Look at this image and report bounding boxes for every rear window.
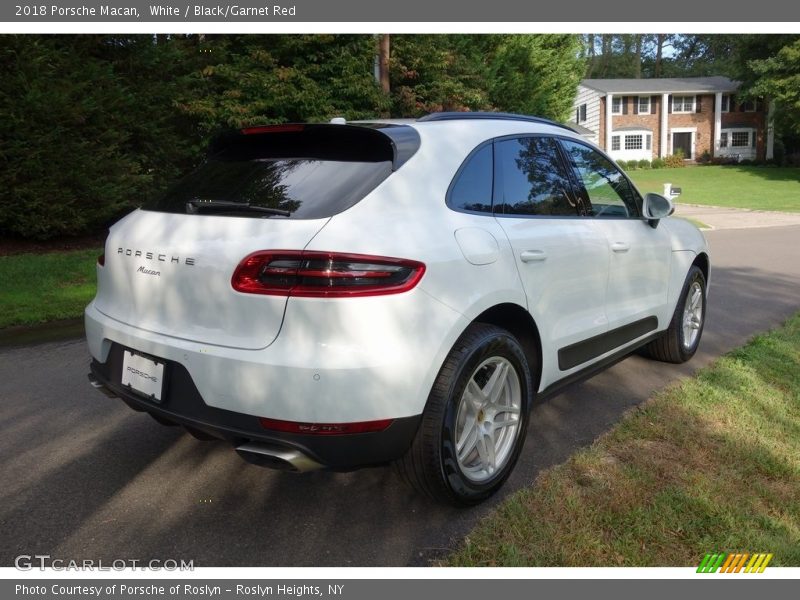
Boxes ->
[146,126,396,219]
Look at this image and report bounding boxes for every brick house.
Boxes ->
[571,76,774,162]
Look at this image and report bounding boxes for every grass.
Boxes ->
[446,312,800,567]
[627,165,800,213]
[0,249,99,328]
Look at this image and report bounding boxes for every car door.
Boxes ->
[558,138,672,338]
[491,135,610,389]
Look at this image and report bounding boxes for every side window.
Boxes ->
[448,144,493,214]
[559,139,641,218]
[494,137,578,217]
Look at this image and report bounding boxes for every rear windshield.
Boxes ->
[145,126,395,219]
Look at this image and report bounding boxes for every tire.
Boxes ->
[396,323,534,505]
[641,265,706,364]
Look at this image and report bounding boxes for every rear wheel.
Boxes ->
[641,265,706,363]
[396,323,534,505]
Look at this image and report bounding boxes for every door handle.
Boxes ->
[611,242,630,253]
[520,250,547,263]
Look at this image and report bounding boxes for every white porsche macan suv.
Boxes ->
[85,112,709,504]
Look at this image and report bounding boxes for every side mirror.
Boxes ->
[643,193,674,226]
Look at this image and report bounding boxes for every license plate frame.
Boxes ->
[121,350,165,403]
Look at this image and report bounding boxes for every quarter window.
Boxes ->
[494,137,577,217]
[720,132,728,148]
[560,139,640,219]
[448,144,493,214]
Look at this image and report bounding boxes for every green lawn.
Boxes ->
[0,249,99,328]
[627,165,800,212]
[446,312,800,567]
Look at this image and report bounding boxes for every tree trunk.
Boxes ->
[379,34,390,95]
[634,34,642,78]
[655,34,665,77]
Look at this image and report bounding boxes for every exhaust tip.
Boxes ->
[87,373,118,398]
[235,443,324,473]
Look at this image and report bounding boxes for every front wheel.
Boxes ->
[396,323,534,505]
[641,265,706,363]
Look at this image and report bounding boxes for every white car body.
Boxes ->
[86,113,709,503]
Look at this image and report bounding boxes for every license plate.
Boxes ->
[121,350,165,402]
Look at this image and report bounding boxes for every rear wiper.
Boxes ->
[185,198,291,217]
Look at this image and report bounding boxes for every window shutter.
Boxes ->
[651,96,658,114]
[668,95,673,114]
[633,97,639,115]
[622,96,628,115]
[696,96,701,113]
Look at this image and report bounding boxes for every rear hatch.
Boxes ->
[94,124,417,350]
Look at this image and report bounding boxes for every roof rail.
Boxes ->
[418,111,577,133]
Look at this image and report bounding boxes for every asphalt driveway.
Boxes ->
[1,225,798,567]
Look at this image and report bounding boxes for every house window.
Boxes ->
[611,97,623,115]
[611,135,620,151]
[624,135,643,150]
[731,131,750,147]
[646,134,652,151]
[672,95,695,113]
[577,103,587,123]
[720,132,728,148]
[741,100,756,112]
[638,96,650,113]
[721,95,730,112]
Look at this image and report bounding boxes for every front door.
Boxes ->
[672,132,692,159]
[559,138,672,344]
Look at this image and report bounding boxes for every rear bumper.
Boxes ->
[88,343,421,471]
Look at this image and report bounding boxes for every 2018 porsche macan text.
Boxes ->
[86,113,709,504]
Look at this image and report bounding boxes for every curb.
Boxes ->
[0,318,84,349]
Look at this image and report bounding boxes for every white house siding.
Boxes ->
[573,85,601,145]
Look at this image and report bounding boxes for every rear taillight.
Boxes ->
[231,251,425,298]
[97,253,105,266]
[259,417,393,435]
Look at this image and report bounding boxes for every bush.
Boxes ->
[637,159,651,169]
[697,150,712,164]
[616,159,628,170]
[651,157,665,169]
[664,150,686,168]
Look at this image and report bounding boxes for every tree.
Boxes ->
[488,35,585,121]
[749,38,800,136]
[178,35,388,133]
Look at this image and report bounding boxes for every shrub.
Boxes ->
[637,159,651,169]
[664,150,685,168]
[616,159,628,170]
[651,157,665,169]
